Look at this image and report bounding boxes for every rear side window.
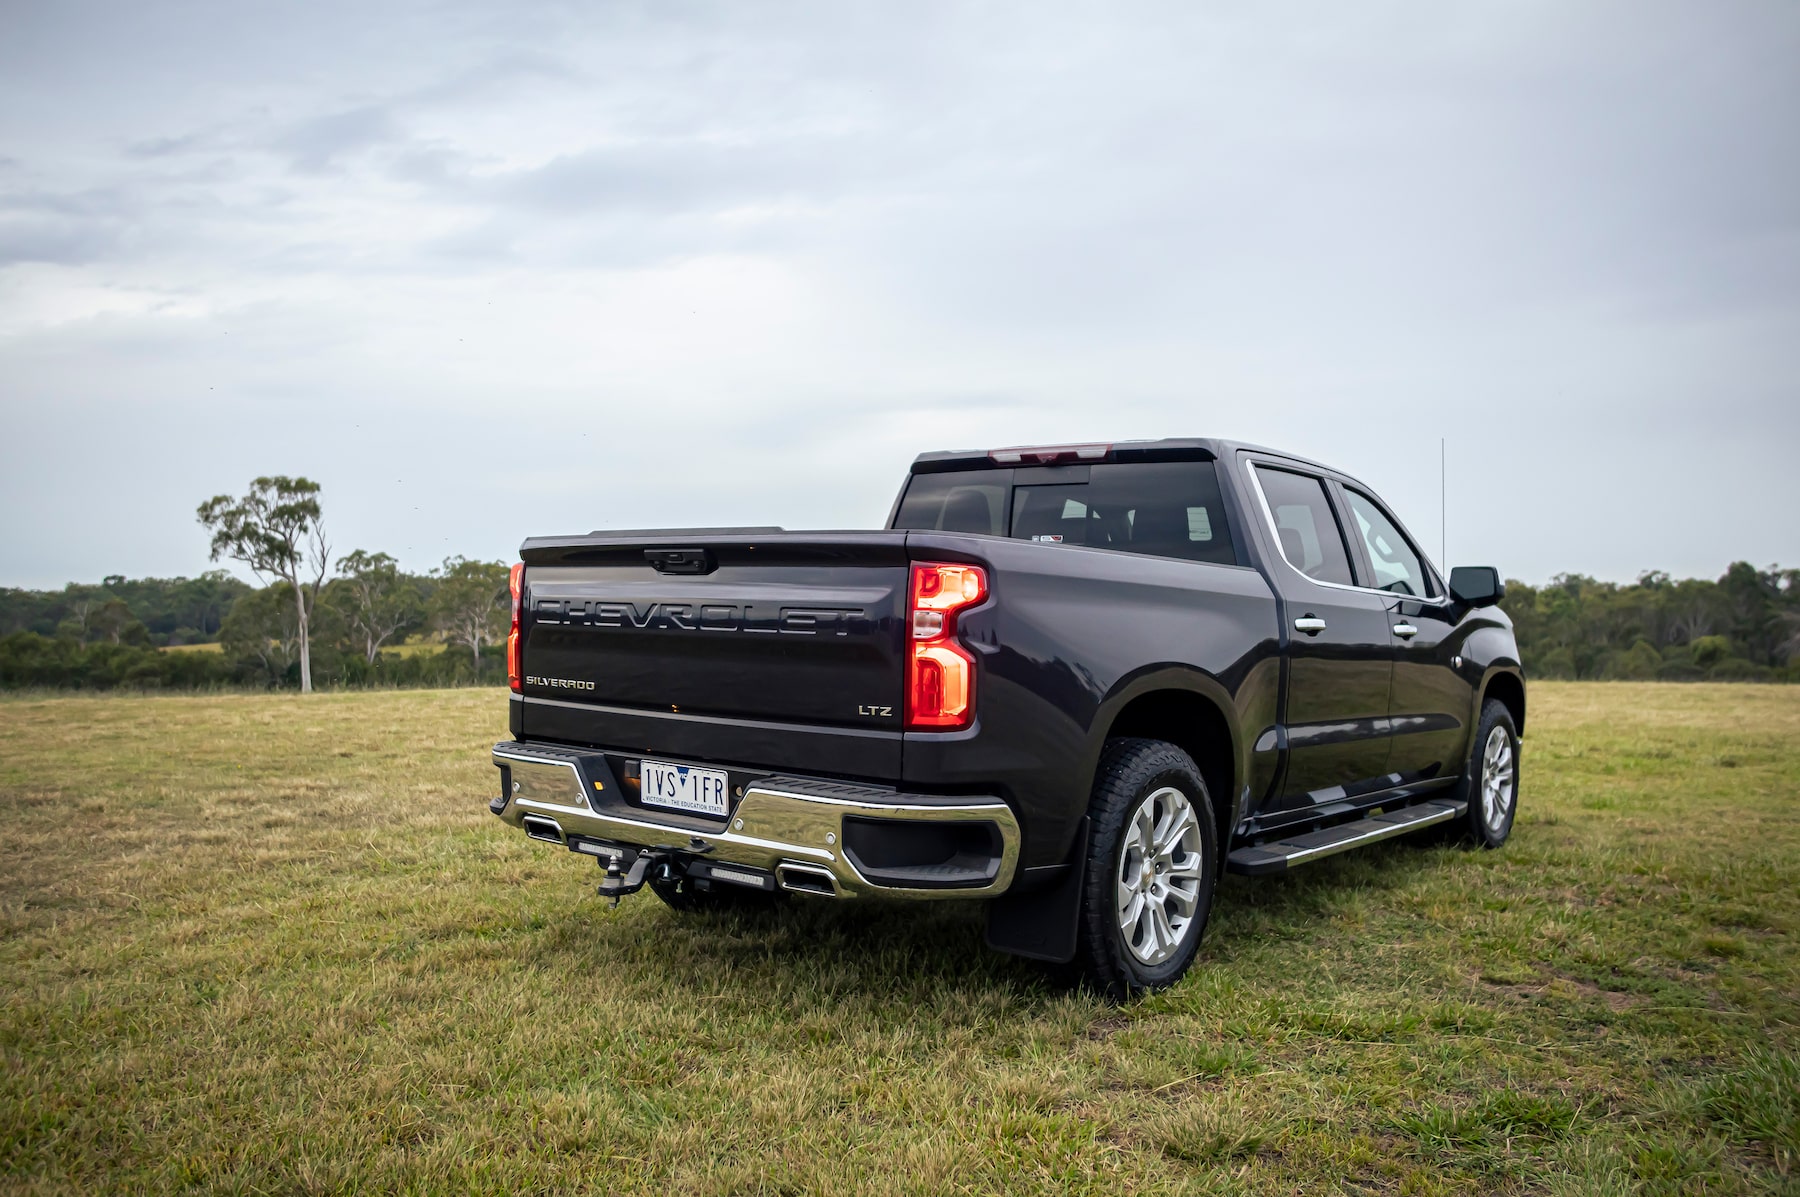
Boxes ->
[1253,466,1356,586]
[894,461,1239,566]
[891,472,1010,534]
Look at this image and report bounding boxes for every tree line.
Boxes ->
[2,473,1796,691]
[1499,563,1799,681]
[1,476,512,691]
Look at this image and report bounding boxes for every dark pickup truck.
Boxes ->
[489,439,1524,995]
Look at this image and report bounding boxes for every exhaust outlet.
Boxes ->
[520,815,565,845]
[775,862,840,897]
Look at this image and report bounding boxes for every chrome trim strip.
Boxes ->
[492,746,1021,900]
[1240,774,1456,838]
[1274,803,1460,865]
[1243,459,1452,608]
[1246,801,1462,870]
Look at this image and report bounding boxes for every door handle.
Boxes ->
[1294,616,1327,635]
[1393,622,1419,640]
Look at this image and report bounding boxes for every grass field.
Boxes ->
[2,684,1795,1194]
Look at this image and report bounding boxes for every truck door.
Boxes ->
[1246,463,1396,810]
[1338,484,1474,785]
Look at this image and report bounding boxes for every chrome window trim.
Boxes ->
[1244,457,1451,608]
[1335,480,1448,606]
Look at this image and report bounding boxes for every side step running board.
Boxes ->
[1226,799,1466,876]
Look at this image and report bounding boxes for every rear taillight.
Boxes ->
[507,562,524,693]
[905,562,987,730]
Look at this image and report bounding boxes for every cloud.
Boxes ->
[0,0,1797,587]
[276,105,402,174]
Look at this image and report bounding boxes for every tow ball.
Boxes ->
[596,837,714,907]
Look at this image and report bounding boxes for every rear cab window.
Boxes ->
[892,459,1240,566]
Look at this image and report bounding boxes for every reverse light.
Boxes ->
[507,562,524,693]
[906,562,987,730]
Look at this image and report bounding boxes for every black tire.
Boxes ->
[1075,738,1220,1001]
[648,872,782,914]
[1454,699,1520,848]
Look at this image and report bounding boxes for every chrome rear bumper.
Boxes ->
[489,741,1020,899]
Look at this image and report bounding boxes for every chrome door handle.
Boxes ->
[1294,616,1327,635]
[1393,622,1419,639]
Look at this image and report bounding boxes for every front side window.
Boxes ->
[1343,488,1431,597]
[1253,466,1355,586]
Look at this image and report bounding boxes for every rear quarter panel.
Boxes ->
[902,533,1281,870]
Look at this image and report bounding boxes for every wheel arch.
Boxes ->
[1090,667,1243,852]
[1481,668,1527,737]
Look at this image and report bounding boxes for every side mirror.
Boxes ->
[1449,565,1505,607]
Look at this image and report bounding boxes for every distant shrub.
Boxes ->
[1707,658,1772,682]
[1601,639,1662,680]
[1530,647,1578,680]
[1689,635,1734,670]
[0,633,237,690]
[0,631,504,692]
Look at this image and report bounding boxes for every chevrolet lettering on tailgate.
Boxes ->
[535,600,867,635]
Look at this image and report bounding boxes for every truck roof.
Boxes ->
[910,438,1337,475]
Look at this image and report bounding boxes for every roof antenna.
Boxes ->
[1440,437,1447,569]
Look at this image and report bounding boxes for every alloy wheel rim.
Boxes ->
[1116,785,1205,965]
[1481,725,1515,833]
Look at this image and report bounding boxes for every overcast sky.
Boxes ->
[2,1,1796,590]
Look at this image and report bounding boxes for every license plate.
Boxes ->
[639,759,731,817]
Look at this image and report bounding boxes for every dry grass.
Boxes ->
[2,683,1795,1194]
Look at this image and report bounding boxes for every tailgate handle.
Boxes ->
[646,548,716,575]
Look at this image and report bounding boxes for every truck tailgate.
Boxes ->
[517,532,910,778]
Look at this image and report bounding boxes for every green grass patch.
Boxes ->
[1,682,1796,1193]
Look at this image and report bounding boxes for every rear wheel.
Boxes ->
[1075,738,1219,1000]
[1456,699,1519,848]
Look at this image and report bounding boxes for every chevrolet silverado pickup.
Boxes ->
[488,439,1524,996]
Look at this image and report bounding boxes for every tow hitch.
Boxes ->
[595,837,715,906]
[596,853,656,905]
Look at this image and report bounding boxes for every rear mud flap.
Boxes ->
[983,818,1089,964]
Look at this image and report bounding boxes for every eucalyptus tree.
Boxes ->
[328,550,423,664]
[430,557,510,669]
[197,476,331,693]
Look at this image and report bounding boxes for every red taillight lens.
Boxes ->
[507,562,524,693]
[905,562,987,729]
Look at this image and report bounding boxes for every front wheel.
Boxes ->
[1075,738,1219,1000]
[1456,699,1520,848]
